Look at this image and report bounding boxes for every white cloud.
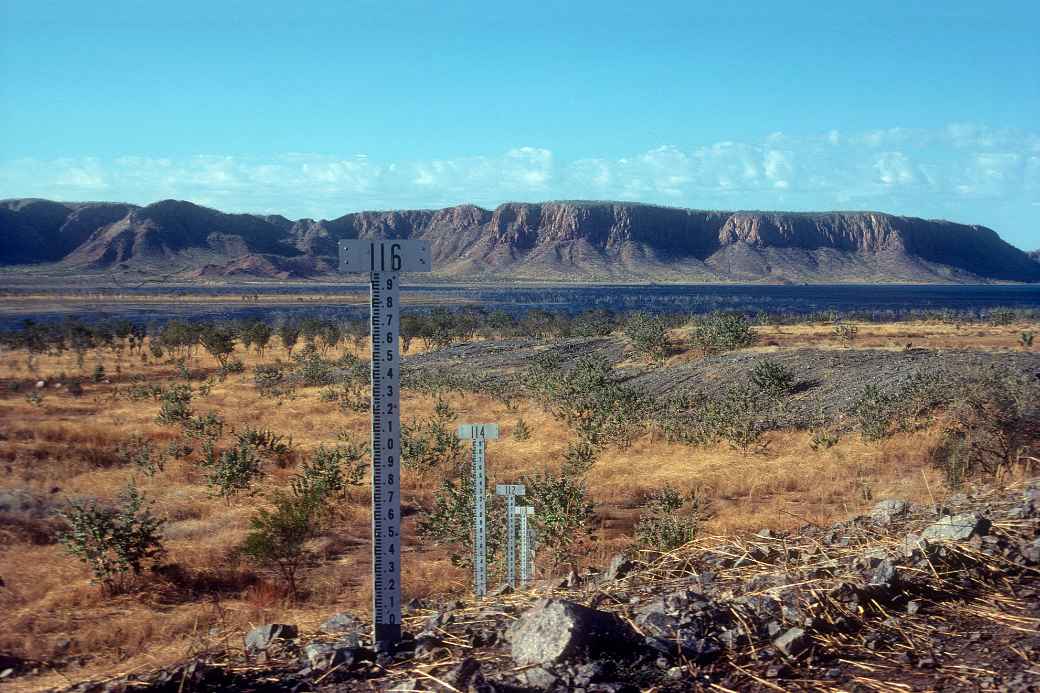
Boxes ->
[1,124,1038,236]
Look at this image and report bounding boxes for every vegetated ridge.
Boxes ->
[2,197,1039,283]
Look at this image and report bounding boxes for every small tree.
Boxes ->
[249,322,274,359]
[199,325,237,369]
[851,384,895,442]
[418,473,506,571]
[156,384,193,425]
[1022,331,1035,350]
[240,491,320,601]
[513,418,531,441]
[278,321,301,358]
[58,482,166,594]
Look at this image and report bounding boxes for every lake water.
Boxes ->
[1,283,1039,329]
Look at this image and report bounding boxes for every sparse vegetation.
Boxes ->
[57,482,166,594]
[692,312,758,355]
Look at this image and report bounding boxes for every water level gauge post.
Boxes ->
[338,239,431,649]
[458,423,499,598]
[495,483,525,589]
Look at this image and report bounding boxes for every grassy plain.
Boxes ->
[0,319,1036,690]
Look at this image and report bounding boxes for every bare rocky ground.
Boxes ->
[405,336,1040,427]
[20,479,1040,692]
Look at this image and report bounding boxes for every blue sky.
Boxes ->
[1,1,1038,248]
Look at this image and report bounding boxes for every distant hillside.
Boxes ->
[1030,250,1040,263]
[2,198,1038,283]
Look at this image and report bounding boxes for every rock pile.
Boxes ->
[56,481,1040,691]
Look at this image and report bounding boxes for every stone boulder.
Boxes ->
[508,599,640,667]
[920,513,991,542]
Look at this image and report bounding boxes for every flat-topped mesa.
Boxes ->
[1,198,1037,283]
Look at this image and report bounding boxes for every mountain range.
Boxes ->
[1,197,1038,283]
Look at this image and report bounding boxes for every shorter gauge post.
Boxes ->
[515,505,535,586]
[495,483,525,589]
[458,423,499,598]
[338,239,431,649]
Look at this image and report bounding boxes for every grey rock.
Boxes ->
[871,499,910,525]
[920,512,991,542]
[244,623,297,655]
[301,642,358,671]
[319,612,360,635]
[509,598,639,667]
[521,666,560,690]
[868,559,899,587]
[388,678,420,692]
[603,553,633,582]
[439,657,484,690]
[773,627,809,658]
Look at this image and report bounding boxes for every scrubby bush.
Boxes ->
[418,473,506,571]
[202,441,264,503]
[58,482,166,593]
[254,362,291,398]
[561,440,598,476]
[750,359,795,400]
[1023,331,1035,349]
[237,427,294,467]
[291,443,366,503]
[850,384,895,441]
[635,486,705,552]
[239,491,319,601]
[156,384,193,425]
[278,321,301,358]
[624,312,671,362]
[931,369,1039,487]
[513,418,531,441]
[116,435,164,477]
[523,471,595,569]
[833,321,859,347]
[401,415,465,479]
[693,312,757,355]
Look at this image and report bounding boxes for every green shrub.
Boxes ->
[635,486,704,552]
[254,362,292,398]
[561,440,598,476]
[624,313,671,362]
[199,325,237,368]
[418,473,505,571]
[523,471,595,569]
[182,412,225,440]
[401,416,464,479]
[513,418,531,441]
[91,364,106,383]
[156,384,193,425]
[851,384,895,442]
[58,482,166,594]
[291,443,366,503]
[237,427,294,467]
[750,359,795,400]
[692,312,757,356]
[239,491,320,601]
[116,435,164,477]
[1022,331,1035,349]
[202,441,264,502]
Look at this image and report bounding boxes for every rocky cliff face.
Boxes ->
[2,198,1038,283]
[1030,250,1040,264]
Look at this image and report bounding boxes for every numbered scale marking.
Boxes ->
[458,424,499,597]
[338,239,431,647]
[515,505,535,586]
[495,484,525,588]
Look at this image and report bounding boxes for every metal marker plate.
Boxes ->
[457,423,499,440]
[495,483,525,588]
[339,239,432,274]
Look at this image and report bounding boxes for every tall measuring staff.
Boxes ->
[339,239,431,647]
[458,423,499,597]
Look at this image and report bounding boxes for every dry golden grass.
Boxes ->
[0,322,1026,689]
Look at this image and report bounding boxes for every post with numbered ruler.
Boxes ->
[458,423,499,598]
[338,238,431,648]
[495,483,525,588]
[514,505,535,587]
